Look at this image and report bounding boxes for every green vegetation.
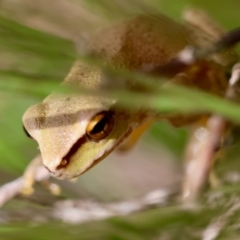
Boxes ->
[1,0,240,239]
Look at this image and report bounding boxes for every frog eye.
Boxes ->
[23,125,34,140]
[86,111,114,141]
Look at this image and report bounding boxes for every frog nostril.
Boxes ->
[56,159,69,170]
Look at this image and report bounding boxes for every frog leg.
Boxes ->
[182,117,225,201]
[21,155,43,195]
[183,7,225,39]
[183,7,239,67]
[22,155,60,196]
[182,63,240,201]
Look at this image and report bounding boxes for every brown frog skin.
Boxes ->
[22,9,238,199]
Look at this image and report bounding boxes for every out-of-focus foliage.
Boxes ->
[1,0,240,239]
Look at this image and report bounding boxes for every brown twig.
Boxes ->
[53,189,172,224]
[0,170,173,224]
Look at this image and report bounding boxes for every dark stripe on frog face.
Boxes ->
[56,134,88,170]
[24,107,102,130]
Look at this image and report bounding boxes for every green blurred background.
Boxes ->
[1,0,240,239]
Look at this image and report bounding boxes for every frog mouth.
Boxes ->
[52,127,134,179]
[80,127,134,174]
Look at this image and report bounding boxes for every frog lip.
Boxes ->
[44,164,64,179]
[50,170,64,179]
[44,126,135,180]
[44,165,53,173]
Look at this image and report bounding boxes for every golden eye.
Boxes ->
[86,111,114,141]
